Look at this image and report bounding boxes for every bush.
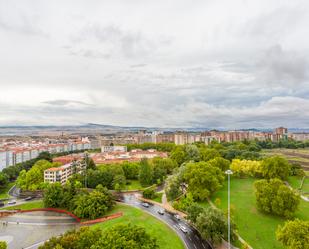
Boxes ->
[143,187,156,199]
[276,219,309,249]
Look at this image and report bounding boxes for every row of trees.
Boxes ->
[17,160,61,191]
[43,182,115,219]
[75,158,177,191]
[39,224,158,249]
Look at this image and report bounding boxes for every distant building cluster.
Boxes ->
[1,126,308,172]
[100,127,294,146]
[53,147,168,166]
[0,138,92,171]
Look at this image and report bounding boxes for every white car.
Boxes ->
[179,224,188,233]
[157,209,165,215]
[8,200,17,205]
[141,202,150,208]
[174,214,181,220]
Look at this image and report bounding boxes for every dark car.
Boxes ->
[24,197,33,201]
[0,202,4,207]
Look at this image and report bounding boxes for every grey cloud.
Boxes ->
[256,45,308,86]
[43,100,92,106]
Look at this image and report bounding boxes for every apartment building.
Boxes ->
[101,146,127,153]
[0,141,91,171]
[44,160,85,185]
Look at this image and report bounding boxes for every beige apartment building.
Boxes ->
[44,161,85,185]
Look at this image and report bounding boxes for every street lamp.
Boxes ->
[225,169,233,249]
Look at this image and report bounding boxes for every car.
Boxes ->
[179,224,188,233]
[174,214,181,220]
[24,196,33,201]
[0,202,4,207]
[141,202,150,208]
[7,200,16,205]
[157,209,165,215]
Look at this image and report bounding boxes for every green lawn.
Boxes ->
[1,200,44,210]
[199,177,309,249]
[124,180,144,191]
[288,176,309,193]
[152,192,163,203]
[0,182,15,199]
[93,204,185,249]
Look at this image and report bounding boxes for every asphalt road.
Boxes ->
[122,194,212,249]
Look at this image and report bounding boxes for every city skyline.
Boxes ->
[1,0,309,128]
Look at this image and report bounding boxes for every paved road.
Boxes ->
[122,193,212,249]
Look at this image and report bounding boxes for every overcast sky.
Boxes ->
[0,0,308,129]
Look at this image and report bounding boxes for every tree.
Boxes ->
[0,241,7,249]
[143,187,156,199]
[73,187,114,219]
[230,159,262,177]
[139,159,153,187]
[152,157,177,175]
[254,179,300,218]
[122,162,140,180]
[170,146,186,166]
[173,192,194,211]
[17,160,60,191]
[207,157,230,172]
[39,227,102,249]
[43,182,65,208]
[165,174,182,201]
[186,202,204,223]
[91,223,159,249]
[200,148,220,162]
[261,156,290,180]
[184,162,224,200]
[0,172,8,189]
[185,145,200,162]
[276,219,309,249]
[37,151,52,162]
[195,207,228,244]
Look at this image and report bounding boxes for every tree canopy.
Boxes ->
[254,179,300,218]
[261,156,290,180]
[184,161,224,200]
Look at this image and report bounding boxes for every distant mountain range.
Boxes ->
[0,123,308,136]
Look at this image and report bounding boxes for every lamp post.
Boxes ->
[225,169,233,249]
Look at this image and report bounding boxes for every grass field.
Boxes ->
[1,200,44,210]
[288,176,309,193]
[0,182,15,199]
[124,180,144,191]
[93,204,185,249]
[199,177,309,249]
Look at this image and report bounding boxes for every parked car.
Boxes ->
[141,202,150,208]
[24,197,33,201]
[179,224,188,233]
[174,214,181,220]
[0,202,4,207]
[8,200,16,205]
[157,209,165,215]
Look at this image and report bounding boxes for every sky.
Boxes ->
[0,0,308,129]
